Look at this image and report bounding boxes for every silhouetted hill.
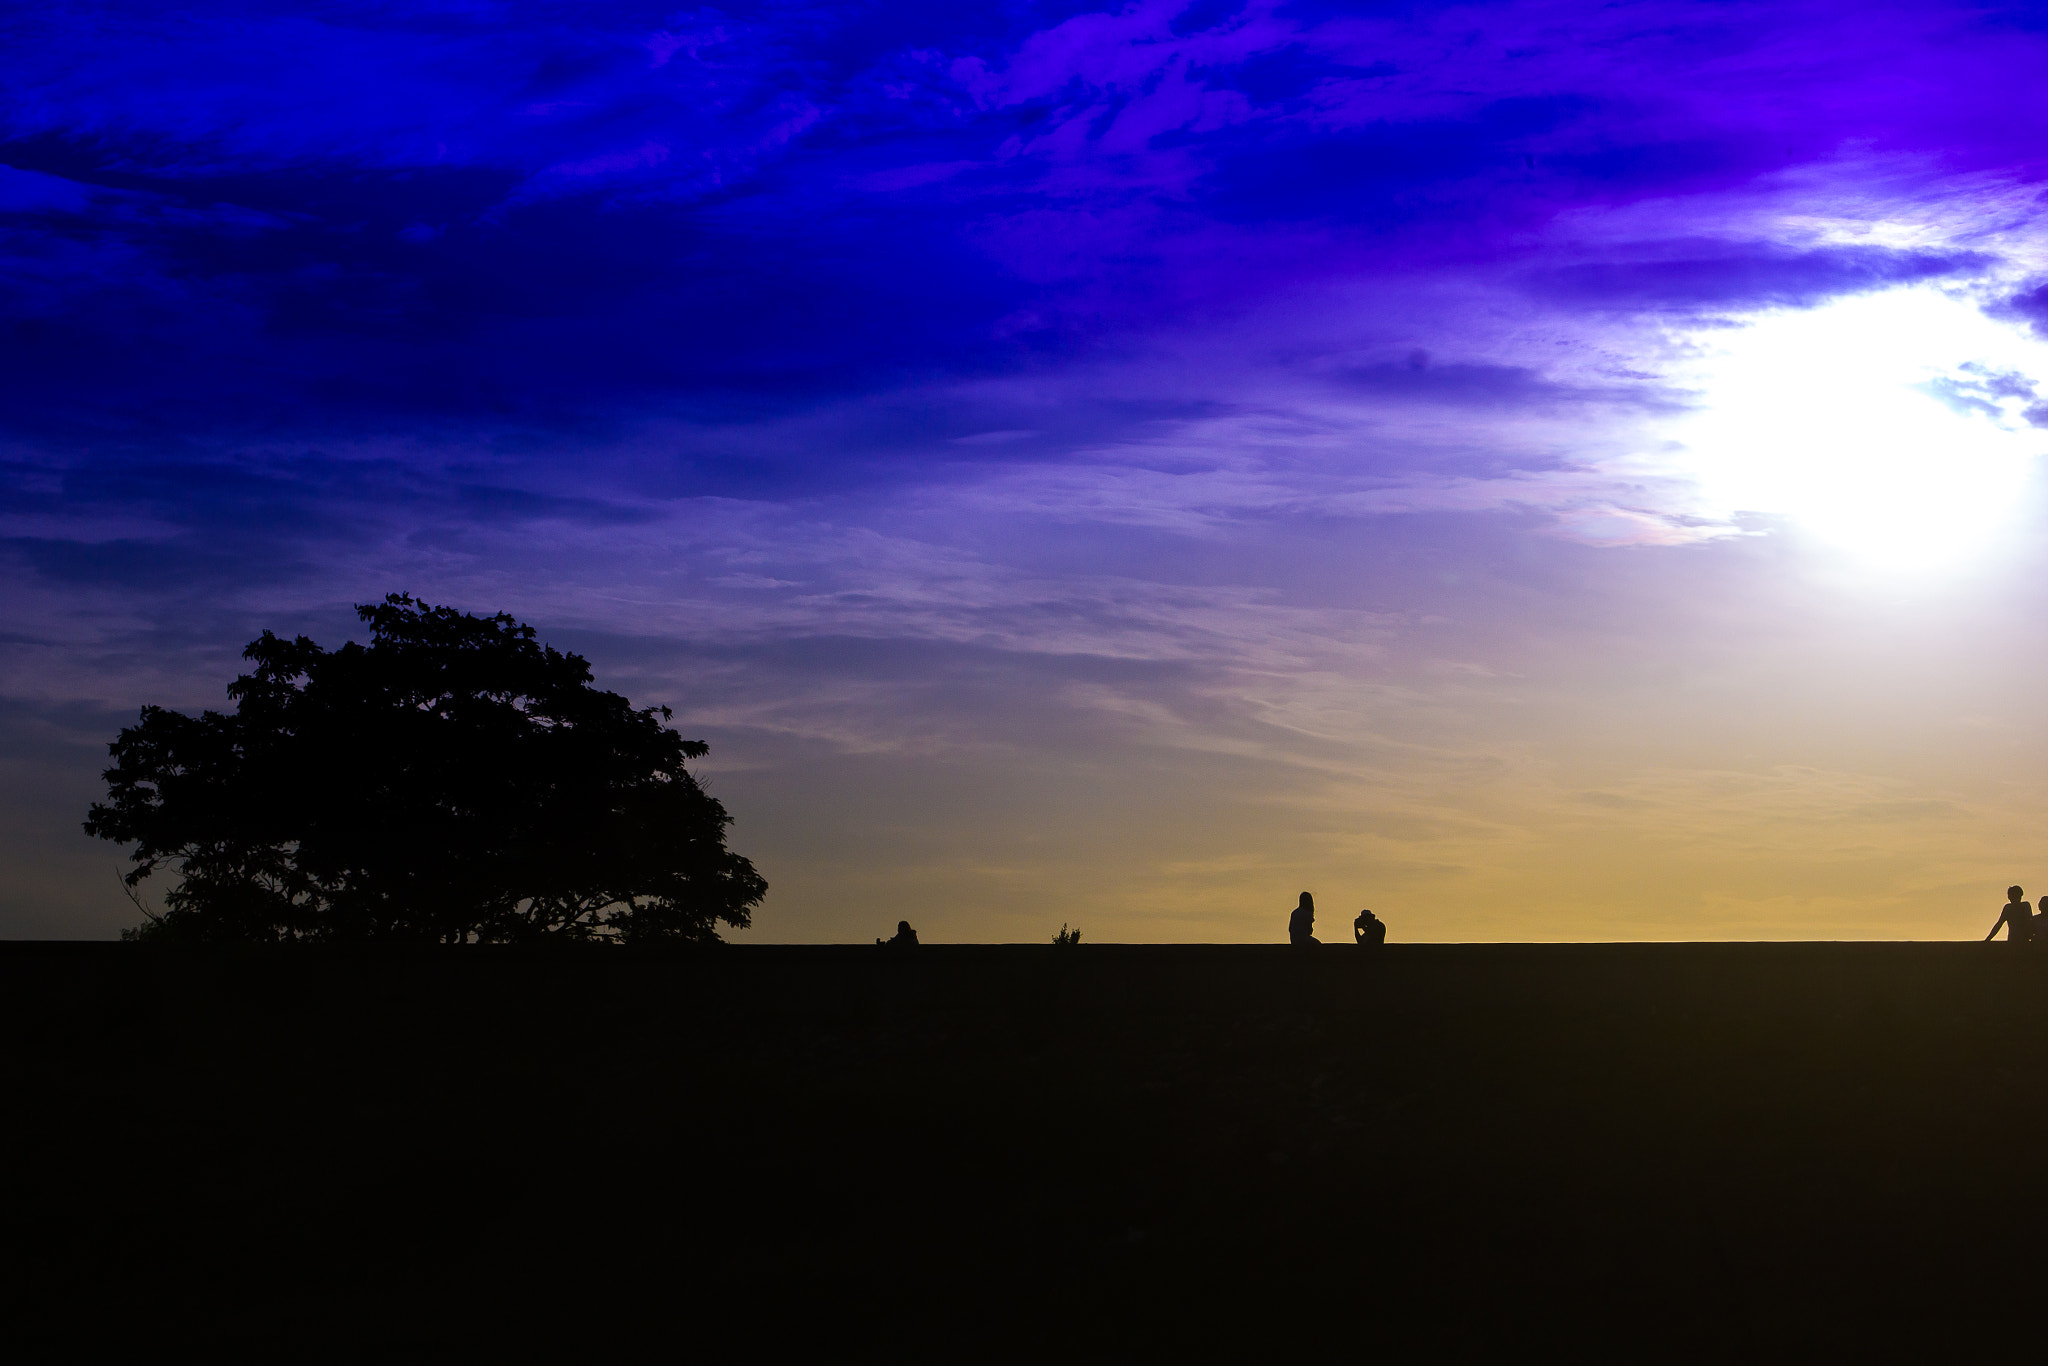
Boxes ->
[4,942,2043,1359]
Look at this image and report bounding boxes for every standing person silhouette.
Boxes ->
[1288,892,1318,946]
[1986,887,2033,944]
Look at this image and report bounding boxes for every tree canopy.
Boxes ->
[86,595,766,943]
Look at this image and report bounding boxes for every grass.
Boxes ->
[4,941,2044,1359]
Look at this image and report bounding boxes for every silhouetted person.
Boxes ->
[1289,892,1318,946]
[1354,908,1386,946]
[879,920,919,948]
[1986,887,2033,944]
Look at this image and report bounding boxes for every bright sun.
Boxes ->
[1671,286,2048,568]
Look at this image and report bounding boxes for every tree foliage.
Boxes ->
[85,595,766,943]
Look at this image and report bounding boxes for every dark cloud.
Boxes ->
[1330,354,1656,409]
[1525,243,1989,310]
[2003,279,2048,337]
[0,151,1037,441]
[0,0,2025,485]
[0,1,2028,608]
[452,484,661,526]
[1204,45,1399,104]
[2,535,308,591]
[1197,96,1604,227]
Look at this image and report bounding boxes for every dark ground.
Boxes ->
[5,941,2047,1360]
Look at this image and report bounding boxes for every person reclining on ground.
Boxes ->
[1986,887,2033,944]
[879,920,919,948]
[1354,908,1386,946]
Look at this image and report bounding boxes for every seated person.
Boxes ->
[879,920,919,948]
[1354,908,1386,946]
[1288,892,1318,946]
[1987,887,2033,944]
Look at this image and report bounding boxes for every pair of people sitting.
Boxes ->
[1288,892,1386,946]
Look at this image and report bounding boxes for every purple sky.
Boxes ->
[9,0,2048,941]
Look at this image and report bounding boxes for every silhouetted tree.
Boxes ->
[85,595,766,943]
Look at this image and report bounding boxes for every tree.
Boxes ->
[85,595,766,943]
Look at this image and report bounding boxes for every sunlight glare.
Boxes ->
[1671,286,2048,569]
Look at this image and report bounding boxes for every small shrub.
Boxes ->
[1053,923,1081,947]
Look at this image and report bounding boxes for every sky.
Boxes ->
[9,0,2048,942]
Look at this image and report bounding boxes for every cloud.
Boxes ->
[1526,242,1991,310]
[1329,356,1651,409]
[544,141,672,179]
[0,163,92,214]
[1,0,2037,461]
[2003,279,2048,336]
